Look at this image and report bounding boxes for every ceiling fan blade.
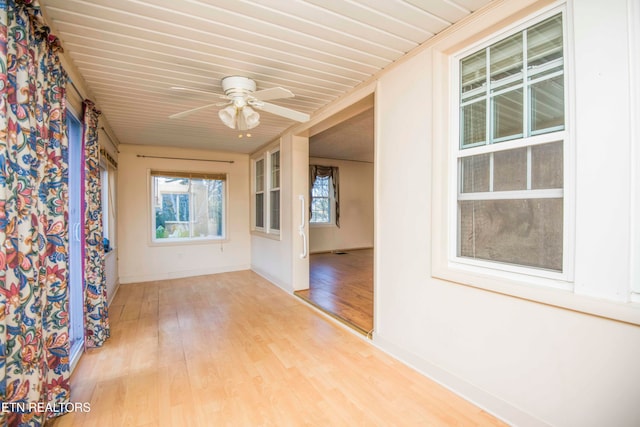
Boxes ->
[170,86,227,99]
[169,102,221,119]
[253,101,310,122]
[252,87,294,101]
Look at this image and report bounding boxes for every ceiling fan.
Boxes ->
[169,76,310,131]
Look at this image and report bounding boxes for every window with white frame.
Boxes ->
[251,146,280,236]
[151,171,226,241]
[455,12,566,273]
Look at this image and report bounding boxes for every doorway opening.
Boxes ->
[295,95,374,336]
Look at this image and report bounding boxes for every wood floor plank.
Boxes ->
[296,249,374,334]
[51,270,506,426]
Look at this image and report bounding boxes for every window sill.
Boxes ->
[433,262,640,326]
[251,230,281,241]
[310,222,335,228]
[149,237,228,247]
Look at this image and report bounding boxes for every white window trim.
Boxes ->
[433,4,580,289]
[148,169,228,245]
[251,143,281,239]
[630,0,640,300]
[431,1,640,326]
[448,5,574,285]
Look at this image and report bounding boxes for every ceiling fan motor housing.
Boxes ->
[221,76,256,96]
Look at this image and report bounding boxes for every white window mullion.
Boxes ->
[523,27,530,138]
[485,47,492,145]
[489,152,494,192]
[527,146,532,190]
[458,188,563,201]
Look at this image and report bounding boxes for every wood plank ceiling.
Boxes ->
[41,0,494,153]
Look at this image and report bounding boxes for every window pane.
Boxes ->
[532,141,563,189]
[161,194,178,221]
[493,147,527,191]
[190,181,207,238]
[311,198,330,223]
[209,180,225,238]
[458,198,563,271]
[256,159,264,192]
[153,175,225,240]
[490,33,523,83]
[270,190,280,230]
[255,193,264,228]
[461,153,490,193]
[178,194,190,222]
[530,76,564,133]
[492,88,523,141]
[271,151,280,188]
[461,50,486,94]
[461,100,486,148]
[527,14,563,67]
[312,176,330,197]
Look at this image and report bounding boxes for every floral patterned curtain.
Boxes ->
[82,100,109,348]
[0,0,71,424]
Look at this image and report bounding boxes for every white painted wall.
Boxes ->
[117,144,250,283]
[309,157,373,253]
[371,1,640,426]
[246,0,640,423]
[251,135,310,292]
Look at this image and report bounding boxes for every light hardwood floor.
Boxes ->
[296,249,373,335]
[52,271,506,426]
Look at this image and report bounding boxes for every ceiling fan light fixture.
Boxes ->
[218,105,237,129]
[171,76,307,129]
[241,106,260,129]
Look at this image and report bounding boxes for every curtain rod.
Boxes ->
[67,78,121,155]
[67,78,83,100]
[100,127,120,153]
[136,154,235,164]
[310,156,373,164]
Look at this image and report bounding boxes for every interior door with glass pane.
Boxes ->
[67,111,85,365]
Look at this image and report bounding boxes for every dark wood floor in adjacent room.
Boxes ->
[295,248,373,335]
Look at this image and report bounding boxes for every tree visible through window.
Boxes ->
[152,172,225,240]
[311,175,331,223]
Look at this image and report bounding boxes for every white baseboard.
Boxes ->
[373,334,550,427]
[119,264,251,284]
[107,280,120,306]
[251,266,290,293]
